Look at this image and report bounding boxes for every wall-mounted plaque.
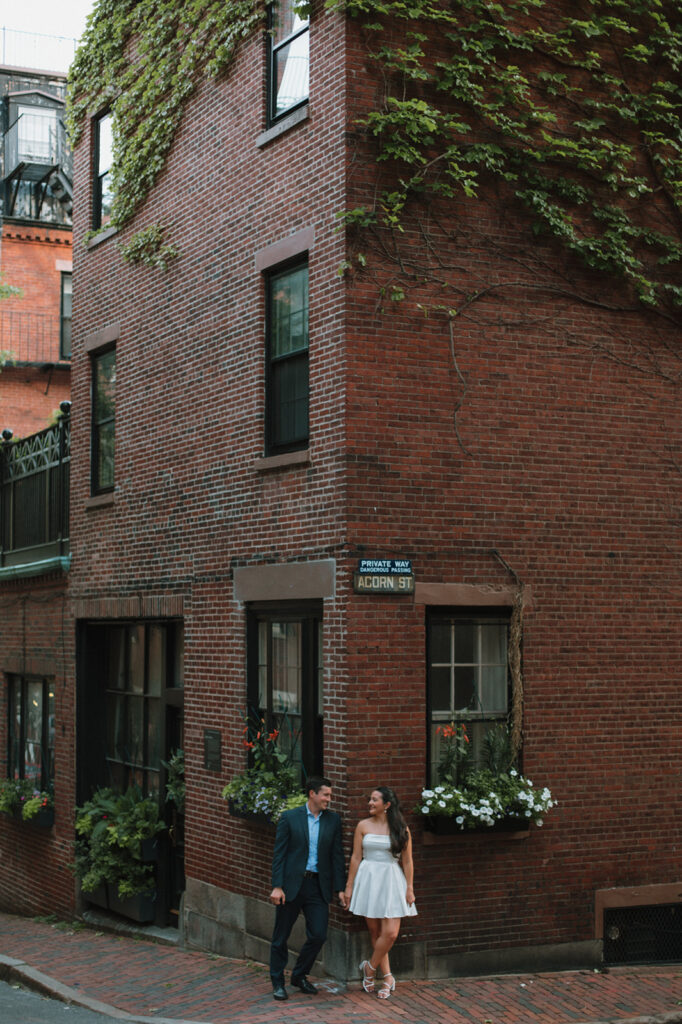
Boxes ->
[204,728,222,772]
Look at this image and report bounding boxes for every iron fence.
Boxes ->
[0,410,69,567]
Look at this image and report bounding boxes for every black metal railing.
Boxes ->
[0,405,70,568]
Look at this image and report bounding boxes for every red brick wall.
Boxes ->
[0,365,70,437]
[50,0,682,965]
[0,575,76,917]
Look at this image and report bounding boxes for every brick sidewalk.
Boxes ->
[1,911,682,1024]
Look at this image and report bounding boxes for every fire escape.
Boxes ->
[2,97,72,220]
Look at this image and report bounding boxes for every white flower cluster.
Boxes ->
[417,772,556,830]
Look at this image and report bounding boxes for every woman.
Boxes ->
[344,786,416,999]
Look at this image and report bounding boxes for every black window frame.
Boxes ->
[77,620,184,801]
[265,258,309,455]
[93,111,113,230]
[267,0,310,126]
[246,601,323,779]
[60,270,72,360]
[7,674,55,792]
[91,345,116,495]
[426,609,511,785]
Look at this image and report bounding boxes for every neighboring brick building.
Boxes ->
[1,2,680,978]
[0,51,72,437]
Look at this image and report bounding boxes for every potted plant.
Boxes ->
[222,713,307,825]
[20,788,55,827]
[74,785,166,921]
[416,723,556,834]
[0,778,54,826]
[162,749,185,813]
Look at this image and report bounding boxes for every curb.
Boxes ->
[0,955,206,1024]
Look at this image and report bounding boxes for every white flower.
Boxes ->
[421,806,430,814]
[456,816,464,824]
[422,790,434,799]
[434,786,445,794]
[536,819,544,827]
[510,769,518,777]
[444,793,453,800]
[438,800,446,808]
[525,809,532,817]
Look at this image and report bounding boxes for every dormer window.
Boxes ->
[268,1,309,124]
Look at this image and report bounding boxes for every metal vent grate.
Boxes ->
[603,904,682,965]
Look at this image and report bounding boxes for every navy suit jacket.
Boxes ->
[271,804,345,904]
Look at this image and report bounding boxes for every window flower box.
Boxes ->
[227,799,275,827]
[107,887,156,924]
[424,815,530,836]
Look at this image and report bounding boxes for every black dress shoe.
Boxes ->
[272,984,288,1001]
[291,975,318,994]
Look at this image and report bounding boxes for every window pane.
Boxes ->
[97,113,113,176]
[94,350,116,420]
[173,628,184,688]
[258,620,268,708]
[430,666,451,712]
[46,684,55,785]
[271,266,308,358]
[274,31,309,115]
[480,665,507,713]
[106,627,126,690]
[18,106,56,161]
[10,678,21,779]
[317,620,324,716]
[148,626,165,696]
[454,665,476,710]
[97,421,115,490]
[147,698,161,767]
[272,0,308,45]
[106,693,125,760]
[129,626,144,693]
[430,621,451,664]
[272,621,301,714]
[24,681,43,782]
[481,622,507,664]
[127,695,144,765]
[454,622,475,663]
[272,354,308,444]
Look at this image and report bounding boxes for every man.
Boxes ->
[269,776,346,1001]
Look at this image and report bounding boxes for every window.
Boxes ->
[247,603,323,778]
[17,105,57,162]
[93,112,113,229]
[427,612,509,783]
[91,347,116,494]
[7,675,55,791]
[79,622,182,798]
[268,0,309,123]
[60,271,72,359]
[266,261,309,453]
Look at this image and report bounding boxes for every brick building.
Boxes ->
[0,40,72,438]
[1,2,681,978]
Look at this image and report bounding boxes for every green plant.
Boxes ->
[161,749,185,811]
[417,724,556,829]
[435,722,471,785]
[222,712,305,823]
[0,777,38,815]
[416,767,556,829]
[21,790,55,821]
[73,786,166,900]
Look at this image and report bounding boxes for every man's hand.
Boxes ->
[338,890,347,909]
[270,886,286,906]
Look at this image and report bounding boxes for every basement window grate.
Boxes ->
[603,904,682,965]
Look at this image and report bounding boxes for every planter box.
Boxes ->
[227,799,274,827]
[85,885,109,910]
[140,837,159,861]
[23,807,55,828]
[424,816,530,836]
[107,887,156,923]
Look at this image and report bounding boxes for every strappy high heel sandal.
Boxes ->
[378,973,395,999]
[359,960,376,993]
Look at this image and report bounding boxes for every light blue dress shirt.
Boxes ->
[305,804,321,872]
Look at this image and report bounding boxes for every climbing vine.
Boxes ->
[67,0,265,239]
[328,0,682,318]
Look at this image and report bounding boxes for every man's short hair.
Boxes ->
[305,775,331,795]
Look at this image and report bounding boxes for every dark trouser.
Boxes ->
[270,873,329,985]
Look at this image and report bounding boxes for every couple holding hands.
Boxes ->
[269,777,416,1001]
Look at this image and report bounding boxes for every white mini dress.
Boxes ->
[348,833,418,919]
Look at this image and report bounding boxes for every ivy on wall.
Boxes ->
[67,0,265,238]
[328,0,682,318]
